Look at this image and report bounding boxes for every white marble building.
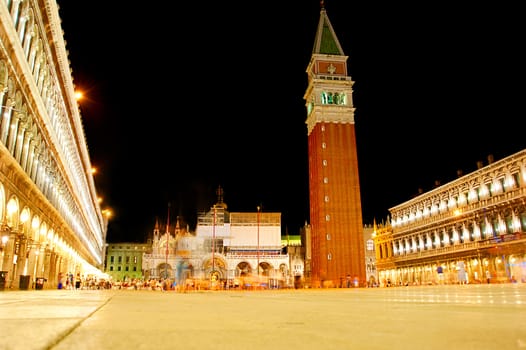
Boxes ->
[142,188,289,289]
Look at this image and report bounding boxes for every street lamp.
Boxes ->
[257,206,260,276]
[0,234,8,271]
[212,205,216,281]
[33,248,39,281]
[165,204,170,281]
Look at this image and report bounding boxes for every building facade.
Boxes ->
[0,1,107,290]
[105,243,149,282]
[304,5,366,287]
[374,150,526,286]
[141,188,290,289]
[363,224,377,287]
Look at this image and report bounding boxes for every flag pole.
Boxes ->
[165,203,170,280]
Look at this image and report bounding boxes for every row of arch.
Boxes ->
[0,182,100,289]
[392,157,526,228]
[378,254,526,286]
[389,209,526,256]
[145,255,289,289]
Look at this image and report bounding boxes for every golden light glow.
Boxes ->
[20,208,30,223]
[75,91,83,100]
[102,209,112,219]
[6,199,17,216]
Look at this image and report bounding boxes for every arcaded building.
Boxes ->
[0,1,107,289]
[374,150,526,286]
[304,5,366,287]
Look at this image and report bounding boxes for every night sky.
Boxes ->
[56,2,525,242]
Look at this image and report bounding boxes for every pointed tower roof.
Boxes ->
[214,185,228,210]
[312,2,345,56]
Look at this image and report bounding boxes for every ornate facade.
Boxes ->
[0,1,107,290]
[142,188,290,289]
[374,150,526,286]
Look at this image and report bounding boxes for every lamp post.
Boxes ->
[33,248,39,282]
[211,205,216,284]
[0,234,8,271]
[257,206,260,276]
[165,203,170,281]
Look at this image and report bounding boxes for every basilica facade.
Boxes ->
[142,188,290,289]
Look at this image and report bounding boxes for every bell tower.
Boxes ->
[304,3,365,287]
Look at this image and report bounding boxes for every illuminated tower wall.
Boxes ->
[304,6,366,287]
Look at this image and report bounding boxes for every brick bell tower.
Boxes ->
[304,3,365,287]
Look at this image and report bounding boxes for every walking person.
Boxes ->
[457,261,467,285]
[437,264,444,285]
[75,273,82,289]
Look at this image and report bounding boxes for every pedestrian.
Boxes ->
[75,273,81,289]
[485,270,491,284]
[437,265,444,284]
[68,272,74,289]
[457,261,467,285]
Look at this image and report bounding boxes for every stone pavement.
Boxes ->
[0,284,525,350]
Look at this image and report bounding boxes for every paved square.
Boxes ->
[1,284,525,350]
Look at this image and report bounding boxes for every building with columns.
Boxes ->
[374,150,526,286]
[0,1,107,290]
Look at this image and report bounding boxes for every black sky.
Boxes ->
[56,2,525,243]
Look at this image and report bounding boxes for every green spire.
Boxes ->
[312,7,344,56]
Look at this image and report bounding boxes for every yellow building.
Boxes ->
[105,243,149,283]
